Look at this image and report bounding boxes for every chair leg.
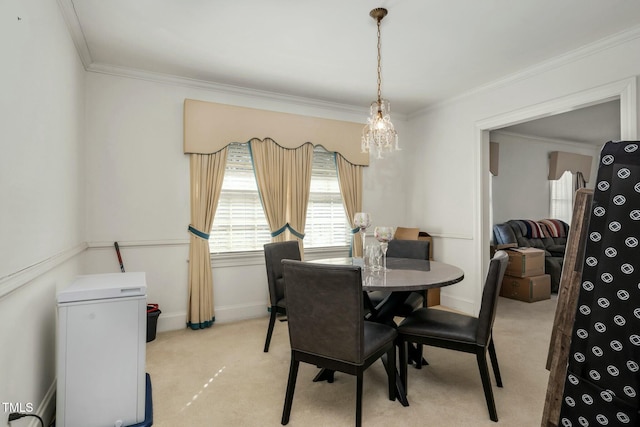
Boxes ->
[488,338,503,387]
[281,356,299,425]
[386,346,396,401]
[356,373,363,427]
[399,341,408,393]
[476,350,498,422]
[264,308,277,352]
[414,344,427,368]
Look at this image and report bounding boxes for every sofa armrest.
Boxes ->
[493,223,517,245]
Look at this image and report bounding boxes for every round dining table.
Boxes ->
[308,257,464,406]
[311,257,464,323]
[310,257,464,292]
[312,257,463,289]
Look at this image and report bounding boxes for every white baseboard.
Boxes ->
[214,303,268,324]
[440,293,476,316]
[156,304,268,333]
[156,312,187,332]
[29,379,56,427]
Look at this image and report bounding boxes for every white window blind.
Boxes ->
[549,170,573,225]
[210,143,350,253]
[304,147,350,248]
[210,143,270,252]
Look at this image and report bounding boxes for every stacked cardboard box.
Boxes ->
[499,248,551,302]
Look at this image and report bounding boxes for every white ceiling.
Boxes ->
[65,0,640,117]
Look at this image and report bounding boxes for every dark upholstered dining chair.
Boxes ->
[367,239,430,317]
[280,260,397,427]
[396,250,509,422]
[263,241,301,352]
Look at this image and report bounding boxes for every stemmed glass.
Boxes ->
[374,226,394,271]
[353,212,371,258]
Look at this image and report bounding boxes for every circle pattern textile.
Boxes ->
[559,141,639,426]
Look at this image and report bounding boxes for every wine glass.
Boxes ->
[353,212,371,258]
[374,226,394,271]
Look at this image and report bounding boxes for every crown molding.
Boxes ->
[87,62,399,122]
[409,24,640,119]
[55,1,403,122]
[57,0,92,68]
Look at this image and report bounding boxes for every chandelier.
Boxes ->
[361,7,399,159]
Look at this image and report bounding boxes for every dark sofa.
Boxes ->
[493,219,569,293]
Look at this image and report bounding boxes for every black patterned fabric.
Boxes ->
[559,141,640,426]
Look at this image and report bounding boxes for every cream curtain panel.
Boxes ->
[286,143,314,250]
[336,153,364,257]
[187,149,228,329]
[250,139,313,246]
[250,139,289,243]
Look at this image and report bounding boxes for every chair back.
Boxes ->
[476,250,509,346]
[387,240,430,260]
[282,260,365,364]
[264,241,301,305]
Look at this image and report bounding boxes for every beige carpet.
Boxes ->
[146,295,557,426]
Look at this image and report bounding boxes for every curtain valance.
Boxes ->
[548,151,593,182]
[183,99,369,166]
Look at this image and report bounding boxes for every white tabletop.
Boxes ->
[310,257,464,291]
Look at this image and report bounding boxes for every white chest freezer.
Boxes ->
[57,272,147,427]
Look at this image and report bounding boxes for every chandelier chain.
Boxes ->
[376,17,382,107]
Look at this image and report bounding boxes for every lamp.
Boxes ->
[362,7,399,159]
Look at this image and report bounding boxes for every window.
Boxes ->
[304,147,351,248]
[549,170,573,224]
[210,143,350,253]
[210,143,271,252]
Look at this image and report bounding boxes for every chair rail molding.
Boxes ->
[0,243,87,299]
[87,239,190,249]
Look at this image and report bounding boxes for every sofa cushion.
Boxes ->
[546,244,566,256]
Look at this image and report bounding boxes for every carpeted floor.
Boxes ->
[146,295,557,426]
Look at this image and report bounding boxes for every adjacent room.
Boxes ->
[2,1,640,426]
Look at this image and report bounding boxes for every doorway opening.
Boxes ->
[474,77,637,300]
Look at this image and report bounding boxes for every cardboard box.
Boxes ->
[500,274,551,303]
[490,243,517,258]
[426,288,440,307]
[506,247,545,277]
[418,232,437,305]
